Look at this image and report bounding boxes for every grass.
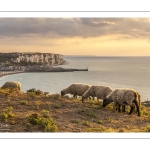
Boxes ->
[35,101,40,110]
[86,111,97,118]
[71,120,80,124]
[108,117,113,123]
[1,88,150,132]
[87,126,115,132]
[6,97,11,104]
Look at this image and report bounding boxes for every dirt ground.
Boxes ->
[0,90,150,132]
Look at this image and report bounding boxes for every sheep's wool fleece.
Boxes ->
[107,89,137,105]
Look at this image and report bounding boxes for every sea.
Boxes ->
[0,56,150,101]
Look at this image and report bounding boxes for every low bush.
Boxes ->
[28,113,58,132]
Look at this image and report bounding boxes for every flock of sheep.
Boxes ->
[0,81,141,116]
[61,83,141,116]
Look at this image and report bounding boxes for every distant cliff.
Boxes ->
[0,52,64,66]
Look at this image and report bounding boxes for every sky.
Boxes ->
[0,18,150,56]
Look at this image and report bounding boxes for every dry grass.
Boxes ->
[0,88,150,132]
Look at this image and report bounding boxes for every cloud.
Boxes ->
[0,18,150,39]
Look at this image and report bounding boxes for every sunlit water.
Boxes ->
[0,56,150,101]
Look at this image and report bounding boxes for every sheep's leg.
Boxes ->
[113,102,117,112]
[128,106,133,115]
[134,100,140,116]
[128,104,134,115]
[122,106,126,113]
[117,104,121,112]
[88,96,91,100]
[73,95,77,99]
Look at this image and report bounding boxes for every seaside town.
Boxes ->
[0,52,88,76]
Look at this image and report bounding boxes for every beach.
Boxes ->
[0,71,25,78]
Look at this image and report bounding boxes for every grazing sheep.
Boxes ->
[116,92,141,113]
[61,83,91,99]
[82,85,113,103]
[103,88,141,116]
[1,81,22,91]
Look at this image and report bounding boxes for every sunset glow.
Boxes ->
[0,18,150,56]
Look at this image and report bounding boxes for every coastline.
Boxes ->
[0,71,25,78]
[0,67,88,77]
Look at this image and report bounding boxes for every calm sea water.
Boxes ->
[0,56,150,101]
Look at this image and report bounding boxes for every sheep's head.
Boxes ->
[103,98,111,107]
[61,90,65,96]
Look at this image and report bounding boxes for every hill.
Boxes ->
[0,89,150,132]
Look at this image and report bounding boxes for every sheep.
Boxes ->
[82,85,113,103]
[1,81,22,91]
[117,92,141,113]
[103,88,141,116]
[61,83,91,99]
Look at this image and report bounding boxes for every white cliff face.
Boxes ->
[13,53,64,65]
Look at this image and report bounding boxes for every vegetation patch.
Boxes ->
[97,120,103,124]
[53,103,62,109]
[20,100,28,105]
[83,121,89,126]
[86,111,97,118]
[28,113,58,132]
[71,120,80,124]
[0,88,150,132]
[1,106,15,121]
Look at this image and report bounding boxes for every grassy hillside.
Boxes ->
[0,88,150,132]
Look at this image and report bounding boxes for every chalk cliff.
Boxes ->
[0,52,64,66]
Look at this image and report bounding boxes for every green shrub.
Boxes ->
[83,121,89,126]
[20,100,28,105]
[53,103,61,109]
[1,106,15,121]
[146,126,150,132]
[35,101,40,109]
[28,92,36,99]
[28,113,58,132]
[40,109,50,118]
[97,120,103,124]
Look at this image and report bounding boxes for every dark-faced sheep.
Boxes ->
[103,88,141,116]
[1,81,22,91]
[61,83,91,99]
[82,85,113,103]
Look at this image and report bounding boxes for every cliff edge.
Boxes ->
[0,52,64,66]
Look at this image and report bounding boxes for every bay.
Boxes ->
[0,56,150,101]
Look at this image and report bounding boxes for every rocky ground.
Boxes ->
[0,89,150,132]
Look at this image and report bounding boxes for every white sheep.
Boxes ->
[61,83,91,99]
[82,85,113,103]
[1,81,22,91]
[102,88,141,116]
